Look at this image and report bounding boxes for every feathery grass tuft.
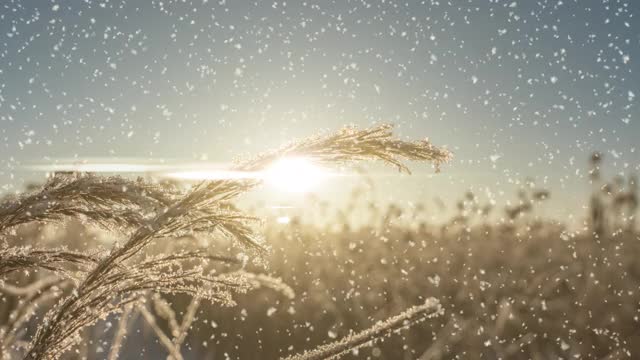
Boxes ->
[0,173,180,233]
[0,124,451,359]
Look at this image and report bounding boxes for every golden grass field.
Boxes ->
[0,126,637,359]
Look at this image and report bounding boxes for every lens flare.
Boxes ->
[263,157,327,193]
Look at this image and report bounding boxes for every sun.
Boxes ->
[263,157,327,193]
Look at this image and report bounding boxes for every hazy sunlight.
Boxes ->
[263,157,328,193]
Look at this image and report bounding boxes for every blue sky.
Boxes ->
[0,0,638,221]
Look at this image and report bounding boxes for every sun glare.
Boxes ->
[263,157,327,193]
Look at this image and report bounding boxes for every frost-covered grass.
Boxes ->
[1,126,637,359]
[4,186,637,359]
[0,125,451,359]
